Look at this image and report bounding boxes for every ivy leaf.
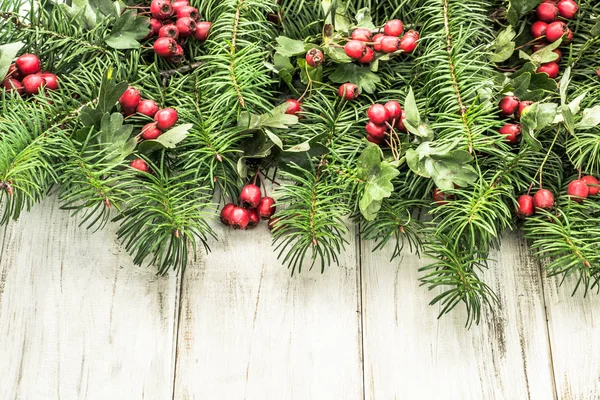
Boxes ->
[490,26,516,63]
[274,36,307,57]
[576,106,600,130]
[357,144,399,221]
[531,40,561,65]
[329,63,380,94]
[355,7,375,30]
[0,42,23,82]
[238,103,299,130]
[520,102,558,148]
[138,124,192,153]
[105,10,150,49]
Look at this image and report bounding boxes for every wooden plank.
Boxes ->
[361,234,556,400]
[173,221,363,400]
[543,269,600,399]
[0,196,179,399]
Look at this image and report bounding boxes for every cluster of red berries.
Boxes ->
[1,54,59,96]
[220,184,277,230]
[364,100,406,145]
[497,95,535,145]
[146,0,212,63]
[531,0,578,79]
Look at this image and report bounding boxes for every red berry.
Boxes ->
[537,2,559,22]
[533,189,554,210]
[515,100,533,121]
[177,6,199,20]
[6,64,22,80]
[357,46,374,64]
[154,108,178,130]
[2,78,24,94]
[433,188,453,206]
[229,206,250,230]
[159,24,179,39]
[383,19,404,37]
[119,86,141,109]
[305,48,324,67]
[367,104,389,124]
[141,123,162,140]
[499,95,520,116]
[285,99,301,115]
[171,0,190,14]
[168,44,185,63]
[531,21,548,38]
[247,209,260,228]
[150,0,172,20]
[176,17,196,37]
[351,28,372,42]
[546,21,568,42]
[193,21,212,41]
[367,134,384,145]
[257,196,276,219]
[499,123,522,145]
[372,33,385,52]
[22,74,45,95]
[220,203,236,225]
[557,0,578,19]
[366,121,387,140]
[399,34,418,53]
[395,110,407,132]
[564,28,574,44]
[567,179,589,202]
[122,107,136,117]
[516,195,535,218]
[537,62,560,79]
[130,158,149,172]
[552,48,563,61]
[16,54,41,76]
[384,101,402,121]
[136,100,159,117]
[39,72,59,90]
[338,83,359,100]
[581,176,599,196]
[380,36,400,53]
[146,18,163,39]
[153,37,178,57]
[240,184,261,209]
[405,30,420,40]
[344,40,367,59]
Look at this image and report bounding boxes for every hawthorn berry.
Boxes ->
[16,54,41,76]
[338,83,359,100]
[285,99,301,115]
[136,100,159,118]
[367,134,385,145]
[433,188,453,206]
[557,0,578,19]
[220,203,236,225]
[567,179,589,202]
[537,62,560,79]
[380,36,400,53]
[247,209,260,229]
[564,28,574,44]
[39,73,59,90]
[229,206,250,230]
[176,17,197,37]
[6,64,21,80]
[370,34,384,53]
[141,123,162,140]
[546,21,568,43]
[399,34,418,53]
[151,0,173,19]
[153,37,178,57]
[2,78,24,94]
[358,46,374,64]
[516,195,535,218]
[305,48,324,68]
[531,21,548,38]
[344,40,367,59]
[119,86,141,109]
[499,123,522,145]
[515,100,533,121]
[384,19,404,37]
[536,2,559,22]
[171,0,190,14]
[169,44,185,63]
[146,18,163,39]
[159,24,179,39]
[240,184,261,209]
[351,28,372,42]
[177,6,199,20]
[384,101,402,121]
[499,95,520,116]
[193,21,212,42]
[257,197,276,219]
[22,74,45,95]
[581,176,599,196]
[130,158,149,172]
[533,189,554,210]
[404,30,420,40]
[395,110,407,132]
[154,108,178,130]
[367,104,390,125]
[366,121,387,139]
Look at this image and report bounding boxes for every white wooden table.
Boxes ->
[1,196,599,399]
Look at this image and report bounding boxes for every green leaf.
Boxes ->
[96,68,128,117]
[138,123,192,153]
[238,103,299,130]
[509,63,557,101]
[105,10,150,50]
[329,63,380,94]
[237,131,275,177]
[562,105,575,134]
[265,129,284,149]
[297,58,323,85]
[88,0,118,17]
[98,112,132,145]
[576,106,600,130]
[0,42,24,82]
[531,40,561,65]
[592,21,600,37]
[520,102,558,148]
[490,26,516,63]
[354,7,375,30]
[274,36,307,57]
[357,143,382,181]
[559,66,571,106]
[357,144,399,220]
[507,0,539,26]
[60,0,97,28]
[322,46,352,63]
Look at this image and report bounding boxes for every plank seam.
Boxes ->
[537,258,559,400]
[357,224,366,400]
[171,267,185,400]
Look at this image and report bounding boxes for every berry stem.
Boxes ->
[514,36,544,51]
[536,127,561,189]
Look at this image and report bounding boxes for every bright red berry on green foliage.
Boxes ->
[229,207,250,230]
[150,0,173,20]
[338,83,359,100]
[285,99,301,115]
[536,2,559,22]
[516,195,535,218]
[499,123,522,145]
[2,78,24,94]
[119,86,141,109]
[564,28,574,44]
[22,74,45,95]
[515,100,533,121]
[240,184,261,209]
[567,179,589,202]
[358,46,374,64]
[380,36,400,53]
[400,34,418,53]
[220,203,236,225]
[351,28,372,42]
[247,209,260,229]
[6,64,22,80]
[384,19,404,37]
[365,121,387,139]
[557,0,578,19]
[545,21,568,42]
[176,17,196,37]
[395,110,407,132]
[537,62,560,79]
[372,34,385,52]
[531,21,548,38]
[384,101,402,121]
[177,6,199,20]
[40,73,58,90]
[154,108,178,130]
[257,197,276,219]
[171,0,189,14]
[194,21,212,41]
[130,158,149,172]
[16,54,41,76]
[367,104,390,125]
[146,18,162,39]
[159,24,179,39]
[141,123,162,140]
[153,37,178,57]
[499,95,520,116]
[581,176,599,196]
[305,48,324,67]
[344,40,367,59]
[137,100,159,117]
[533,189,554,210]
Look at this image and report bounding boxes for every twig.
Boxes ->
[159,61,204,77]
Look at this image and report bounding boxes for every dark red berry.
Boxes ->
[247,209,260,228]
[240,184,261,209]
[6,64,22,80]
[168,44,185,63]
[537,62,560,79]
[531,21,548,38]
[193,21,212,41]
[358,46,374,64]
[380,36,400,53]
[16,54,41,76]
[384,101,402,121]
[581,176,599,196]
[399,34,418,53]
[367,104,389,125]
[150,0,172,20]
[146,18,163,39]
[338,83,359,100]
[153,37,178,57]
[515,101,533,121]
[546,21,568,42]
[220,203,236,225]
[499,95,520,116]
[533,189,554,210]
[136,100,159,118]
[372,33,385,52]
[567,179,589,202]
[557,0,578,19]
[159,24,179,39]
[516,195,535,218]
[433,188,453,206]
[537,2,559,22]
[154,108,178,130]
[177,6,199,20]
[351,28,372,42]
[229,207,250,230]
[130,158,149,172]
[405,30,420,40]
[367,134,384,145]
[22,74,45,95]
[141,123,162,140]
[285,99,301,115]
[171,0,190,14]
[344,40,367,59]
[395,110,407,132]
[257,196,276,219]
[39,72,58,90]
[305,48,324,67]
[176,17,196,37]
[365,121,387,139]
[499,123,522,145]
[384,19,404,37]
[119,86,141,109]
[2,78,24,94]
[564,28,574,44]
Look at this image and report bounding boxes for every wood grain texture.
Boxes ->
[173,221,363,400]
[0,196,179,400]
[543,271,600,399]
[361,234,556,400]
